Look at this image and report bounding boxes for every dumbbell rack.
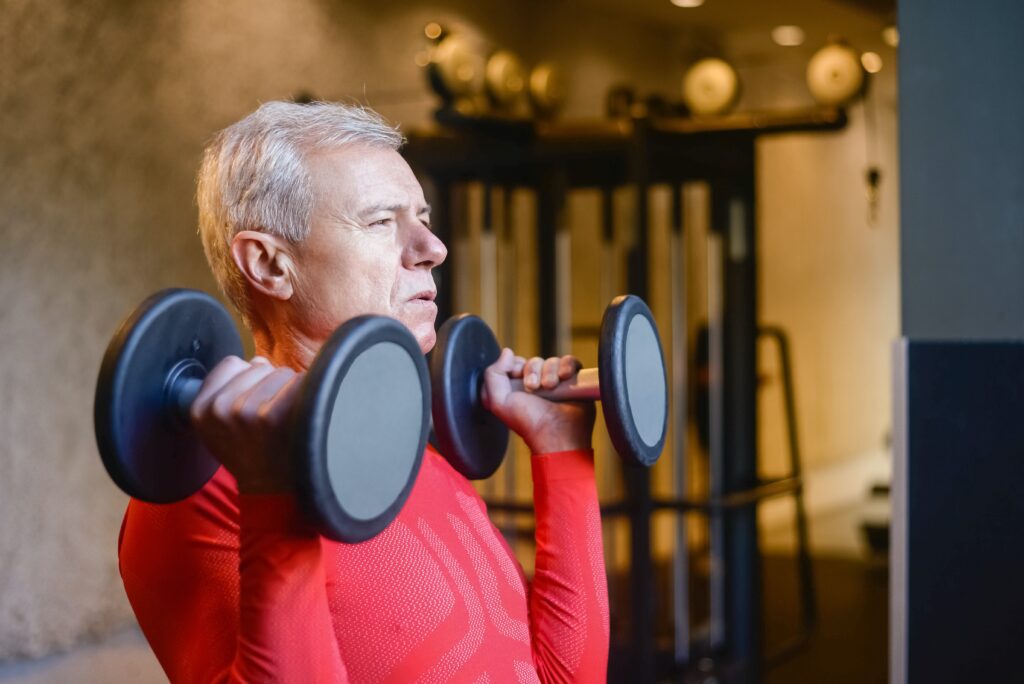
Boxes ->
[405,106,845,684]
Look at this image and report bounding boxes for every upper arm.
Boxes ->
[119,496,241,682]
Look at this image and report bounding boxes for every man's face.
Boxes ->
[289,144,447,352]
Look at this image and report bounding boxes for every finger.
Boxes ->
[236,367,298,418]
[510,355,528,378]
[558,355,581,380]
[523,357,545,390]
[541,357,562,389]
[190,356,251,418]
[256,371,305,425]
[251,355,271,366]
[207,363,278,422]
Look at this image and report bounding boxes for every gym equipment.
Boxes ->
[528,62,567,118]
[430,294,668,480]
[806,41,865,107]
[428,32,487,113]
[669,185,690,664]
[682,58,741,117]
[403,105,843,681]
[485,50,526,109]
[94,289,429,543]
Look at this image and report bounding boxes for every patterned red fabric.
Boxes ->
[118,446,609,683]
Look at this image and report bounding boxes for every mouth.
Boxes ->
[409,290,437,303]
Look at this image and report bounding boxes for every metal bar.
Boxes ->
[759,326,818,668]
[624,123,655,681]
[706,226,727,653]
[669,182,691,666]
[483,477,802,516]
[720,173,761,682]
[480,182,499,504]
[480,182,498,330]
[499,186,518,545]
[555,192,572,355]
[599,185,618,611]
[537,174,563,357]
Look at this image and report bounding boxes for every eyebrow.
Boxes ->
[358,202,432,219]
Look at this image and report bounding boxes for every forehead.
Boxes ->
[306,144,425,214]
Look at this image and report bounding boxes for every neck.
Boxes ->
[250,311,321,372]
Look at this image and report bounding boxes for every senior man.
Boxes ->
[117,101,609,683]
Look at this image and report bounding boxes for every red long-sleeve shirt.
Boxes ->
[118,446,609,683]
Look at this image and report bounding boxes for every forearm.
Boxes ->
[528,449,610,683]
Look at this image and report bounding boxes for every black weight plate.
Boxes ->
[430,314,509,480]
[294,316,429,543]
[94,289,242,502]
[599,295,668,467]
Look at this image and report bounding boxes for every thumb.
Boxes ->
[481,348,514,413]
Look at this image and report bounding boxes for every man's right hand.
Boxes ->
[189,356,303,495]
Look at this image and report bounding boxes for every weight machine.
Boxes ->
[405,106,846,683]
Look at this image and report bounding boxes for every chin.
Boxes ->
[416,327,437,354]
[394,313,437,354]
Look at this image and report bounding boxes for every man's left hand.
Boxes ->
[481,348,596,454]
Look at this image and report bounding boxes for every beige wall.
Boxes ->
[1,0,897,661]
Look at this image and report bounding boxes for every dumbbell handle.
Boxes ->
[508,367,601,401]
[165,361,206,422]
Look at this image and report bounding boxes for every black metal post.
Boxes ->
[624,124,656,682]
[713,155,762,682]
[536,171,566,357]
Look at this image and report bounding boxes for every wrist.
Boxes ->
[526,432,592,455]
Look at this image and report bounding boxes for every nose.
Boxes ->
[405,219,447,269]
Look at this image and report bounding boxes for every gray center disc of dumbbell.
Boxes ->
[292,314,430,542]
[626,315,665,445]
[323,341,424,521]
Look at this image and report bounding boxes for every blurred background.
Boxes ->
[0,0,948,682]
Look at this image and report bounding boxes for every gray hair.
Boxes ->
[196,100,405,326]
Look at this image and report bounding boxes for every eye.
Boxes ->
[370,217,393,227]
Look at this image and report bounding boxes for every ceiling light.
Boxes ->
[770,25,802,46]
[424,22,443,40]
[861,51,883,73]
[771,25,805,47]
[670,0,705,8]
[882,25,899,48]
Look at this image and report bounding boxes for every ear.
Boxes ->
[230,230,295,302]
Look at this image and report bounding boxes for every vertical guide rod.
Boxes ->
[500,186,519,544]
[670,183,691,665]
[625,125,655,681]
[722,180,762,682]
[706,228,726,652]
[555,186,572,355]
[480,182,498,503]
[599,186,618,596]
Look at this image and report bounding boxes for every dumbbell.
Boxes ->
[430,294,668,479]
[93,289,430,543]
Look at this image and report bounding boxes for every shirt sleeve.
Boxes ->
[117,478,349,683]
[527,449,610,683]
